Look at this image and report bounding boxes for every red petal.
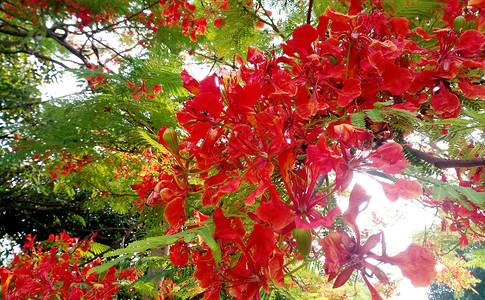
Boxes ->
[247,46,265,64]
[363,275,384,300]
[180,69,200,95]
[213,208,244,247]
[1,268,13,298]
[336,78,361,107]
[164,197,186,228]
[268,250,285,288]
[193,93,224,117]
[214,18,224,28]
[380,179,422,202]
[455,30,485,57]
[152,84,162,94]
[319,232,346,275]
[415,27,435,40]
[369,143,410,174]
[380,63,413,95]
[246,224,275,263]
[333,265,355,288]
[199,74,221,99]
[170,242,189,267]
[368,51,387,76]
[348,0,363,15]
[360,232,382,254]
[296,95,329,118]
[458,79,485,99]
[388,17,410,37]
[255,200,296,230]
[325,7,355,32]
[245,182,267,206]
[333,124,371,148]
[292,24,318,49]
[383,244,437,287]
[343,184,371,238]
[317,15,329,39]
[430,82,461,118]
[469,0,485,8]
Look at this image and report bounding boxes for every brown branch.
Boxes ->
[0,48,69,68]
[406,146,485,169]
[0,40,23,46]
[77,218,143,268]
[242,2,285,39]
[0,23,29,37]
[47,29,91,67]
[194,51,238,69]
[123,109,156,134]
[91,1,160,34]
[307,0,315,24]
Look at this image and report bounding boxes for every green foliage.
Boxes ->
[393,0,445,19]
[411,173,485,209]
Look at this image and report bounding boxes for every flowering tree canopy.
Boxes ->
[2,0,485,298]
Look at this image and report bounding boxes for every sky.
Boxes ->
[347,173,436,299]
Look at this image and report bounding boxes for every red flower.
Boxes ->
[367,143,410,174]
[163,197,186,228]
[194,209,282,299]
[377,244,437,287]
[380,179,423,202]
[430,81,461,119]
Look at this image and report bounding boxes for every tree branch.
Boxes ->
[195,51,238,69]
[123,109,156,134]
[0,48,70,68]
[307,0,315,24]
[47,29,91,67]
[77,218,143,268]
[91,1,160,34]
[406,146,485,169]
[242,2,285,39]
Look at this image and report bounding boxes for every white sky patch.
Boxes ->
[341,172,437,299]
[40,72,84,101]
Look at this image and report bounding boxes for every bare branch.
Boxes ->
[406,146,485,169]
[0,27,28,37]
[307,0,315,24]
[47,29,91,67]
[123,109,156,135]
[195,51,238,69]
[242,2,285,39]
[0,48,69,68]
[91,0,160,34]
[0,40,23,46]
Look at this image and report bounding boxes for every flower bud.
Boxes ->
[454,16,466,33]
[163,128,180,154]
[293,228,312,258]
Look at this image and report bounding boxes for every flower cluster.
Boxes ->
[0,233,138,299]
[126,3,485,297]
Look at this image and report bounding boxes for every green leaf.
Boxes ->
[90,242,110,255]
[197,225,222,263]
[351,112,366,129]
[365,109,383,123]
[87,255,126,274]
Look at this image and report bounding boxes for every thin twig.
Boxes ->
[123,109,156,134]
[242,2,285,39]
[91,1,160,34]
[195,51,238,69]
[0,49,69,68]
